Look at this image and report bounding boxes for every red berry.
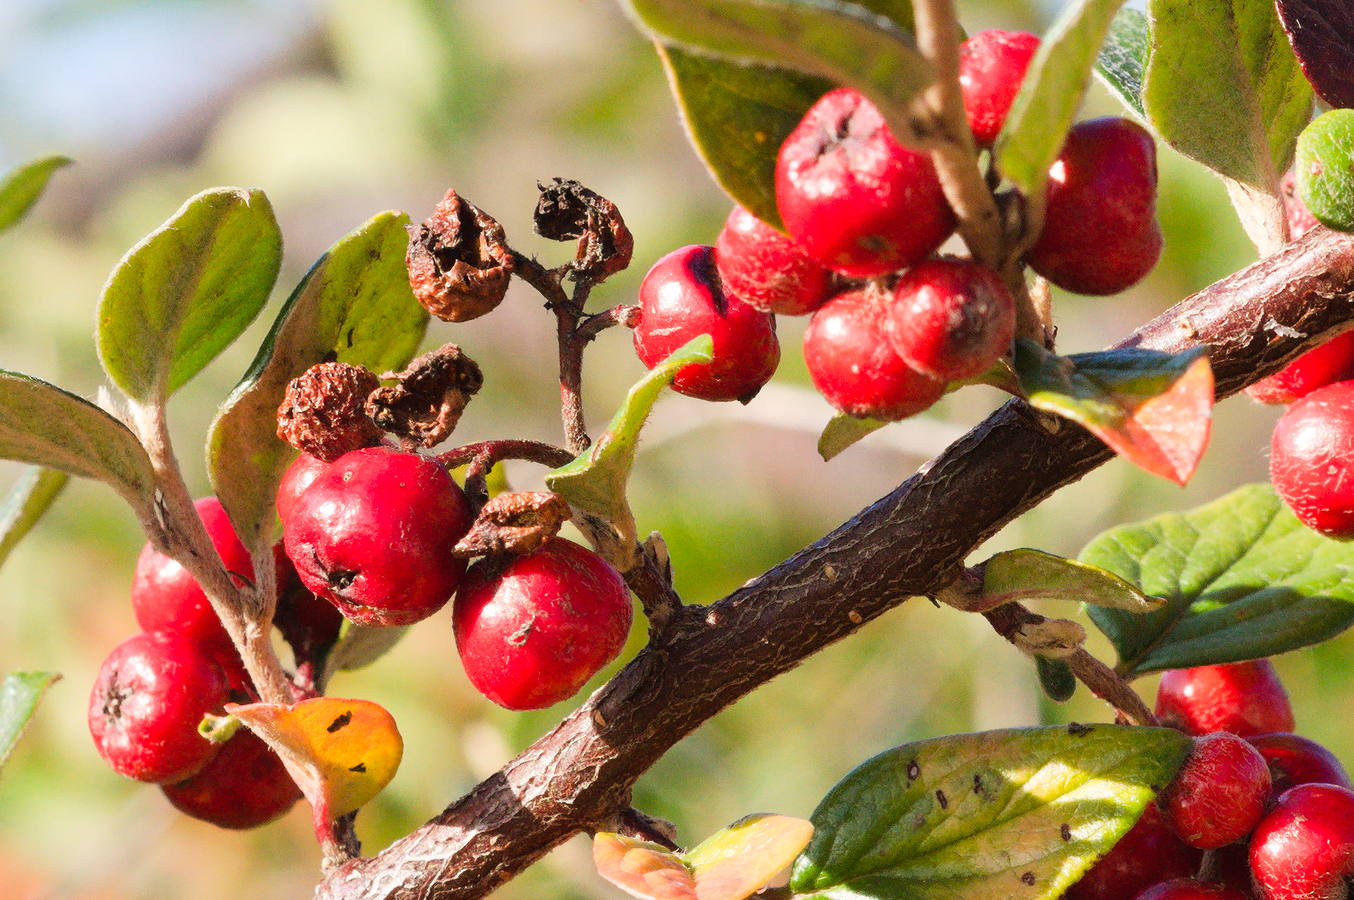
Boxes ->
[1160,732,1272,849]
[274,578,344,665]
[1249,783,1354,900]
[804,287,947,421]
[885,258,1016,380]
[1246,331,1354,405]
[1133,879,1251,900]
[1281,169,1321,241]
[714,205,832,316]
[1247,733,1353,795]
[958,30,1041,146]
[283,446,473,626]
[1066,804,1201,900]
[1028,117,1162,295]
[1155,661,1295,738]
[88,631,232,783]
[277,452,330,523]
[1270,381,1354,536]
[453,538,632,710]
[161,730,300,829]
[633,244,780,403]
[775,88,955,277]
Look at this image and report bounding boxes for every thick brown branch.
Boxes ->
[318,229,1354,899]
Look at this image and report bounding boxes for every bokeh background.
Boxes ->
[0,0,1339,897]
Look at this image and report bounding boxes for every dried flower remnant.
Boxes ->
[533,178,633,283]
[365,344,483,449]
[407,189,514,322]
[453,491,572,557]
[276,362,384,462]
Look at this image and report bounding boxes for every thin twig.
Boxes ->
[578,304,640,342]
[435,439,575,472]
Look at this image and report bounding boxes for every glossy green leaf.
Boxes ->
[996,0,1128,196]
[981,548,1160,613]
[1094,7,1147,119]
[1141,0,1312,190]
[207,211,428,553]
[0,371,155,509]
[818,412,889,461]
[1014,340,1213,485]
[0,672,59,771]
[0,156,70,234]
[0,467,69,571]
[96,187,282,402]
[1295,110,1354,233]
[790,724,1190,898]
[684,814,813,900]
[1035,656,1077,703]
[1083,483,1354,677]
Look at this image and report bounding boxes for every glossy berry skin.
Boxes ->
[633,245,780,403]
[454,538,632,711]
[958,30,1041,146]
[276,452,330,523]
[804,287,947,421]
[88,631,231,784]
[1271,381,1354,537]
[1028,117,1162,295]
[714,205,832,316]
[284,446,473,626]
[1160,732,1272,850]
[1133,879,1251,900]
[1248,733,1353,794]
[1249,783,1354,900]
[1155,661,1295,738]
[161,730,300,829]
[1066,804,1201,900]
[775,88,955,277]
[1246,331,1354,405]
[885,258,1016,380]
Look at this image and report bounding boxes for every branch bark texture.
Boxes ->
[318,229,1354,899]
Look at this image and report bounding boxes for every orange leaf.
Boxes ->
[1089,354,1214,485]
[593,833,697,900]
[685,814,814,900]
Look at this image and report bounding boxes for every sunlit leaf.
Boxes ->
[0,672,59,771]
[1094,7,1147,119]
[595,833,697,900]
[0,467,68,571]
[0,156,70,234]
[981,548,1160,612]
[817,412,889,461]
[1295,110,1354,233]
[1275,0,1354,109]
[685,814,813,900]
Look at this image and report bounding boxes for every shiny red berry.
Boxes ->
[1281,168,1321,241]
[1132,879,1250,900]
[1160,732,1272,849]
[714,205,832,316]
[1270,380,1354,536]
[161,730,300,829]
[1250,783,1354,900]
[1065,804,1201,900]
[453,538,632,710]
[775,87,955,277]
[958,30,1041,146]
[1246,331,1354,405]
[633,244,780,403]
[1247,732,1353,794]
[1155,661,1295,738]
[885,258,1016,380]
[276,452,330,523]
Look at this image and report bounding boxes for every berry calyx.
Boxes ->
[885,258,1016,381]
[804,287,947,421]
[283,446,473,626]
[1065,804,1201,900]
[161,730,301,829]
[633,244,780,403]
[958,30,1041,147]
[1270,380,1354,536]
[1249,783,1354,900]
[1159,732,1272,849]
[775,87,955,277]
[1247,732,1353,794]
[714,205,832,316]
[453,538,632,710]
[1028,117,1162,295]
[1155,660,1295,738]
[1245,330,1354,405]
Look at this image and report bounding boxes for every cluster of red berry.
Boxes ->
[631,30,1162,422]
[1067,660,1354,899]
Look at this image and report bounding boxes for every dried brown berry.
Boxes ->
[453,491,571,557]
[533,178,633,283]
[365,344,483,448]
[407,189,514,322]
[276,362,383,462]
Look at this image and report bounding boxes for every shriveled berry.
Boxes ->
[1159,732,1271,849]
[1065,804,1201,900]
[1250,783,1354,900]
[364,344,483,449]
[1248,732,1352,794]
[1246,330,1354,405]
[776,88,955,277]
[276,361,384,463]
[885,258,1016,381]
[1270,381,1354,536]
[633,245,779,403]
[406,188,514,323]
[1155,661,1295,738]
[713,205,832,316]
[1132,879,1250,900]
[161,730,300,829]
[958,30,1041,146]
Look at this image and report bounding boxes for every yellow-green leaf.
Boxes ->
[0,155,70,234]
[684,814,813,900]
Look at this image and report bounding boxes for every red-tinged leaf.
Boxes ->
[684,814,813,900]
[1115,353,1213,484]
[594,833,697,900]
[1276,0,1354,109]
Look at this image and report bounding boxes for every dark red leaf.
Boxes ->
[1276,0,1354,108]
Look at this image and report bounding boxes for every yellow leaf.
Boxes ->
[685,814,814,900]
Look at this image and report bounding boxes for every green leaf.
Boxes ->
[0,467,69,571]
[1295,109,1354,232]
[96,187,282,403]
[1035,656,1077,703]
[683,814,814,900]
[790,724,1190,899]
[1014,340,1213,486]
[0,672,59,771]
[207,211,428,553]
[1094,7,1148,119]
[0,156,71,234]
[996,0,1129,196]
[547,335,713,523]
[0,371,155,509]
[1141,0,1313,190]
[1083,483,1354,677]
[324,621,409,677]
[818,412,889,461]
[981,548,1161,613]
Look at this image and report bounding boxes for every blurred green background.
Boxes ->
[0,0,1339,897]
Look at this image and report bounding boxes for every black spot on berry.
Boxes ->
[327,711,353,733]
[349,762,367,773]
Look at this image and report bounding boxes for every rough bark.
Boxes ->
[318,229,1354,899]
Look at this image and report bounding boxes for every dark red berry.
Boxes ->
[277,452,330,524]
[88,631,232,783]
[161,730,300,829]
[453,538,632,710]
[1270,381,1354,536]
[714,205,832,316]
[775,88,955,277]
[633,244,779,403]
[1246,331,1354,405]
[273,578,344,666]
[803,287,947,421]
[1247,732,1353,795]
[1281,169,1321,241]
[1132,879,1250,900]
[1155,661,1295,738]
[283,446,473,626]
[1028,117,1162,295]
[958,30,1041,147]
[1249,783,1354,900]
[885,258,1016,380]
[1065,804,1201,900]
[1160,732,1272,849]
